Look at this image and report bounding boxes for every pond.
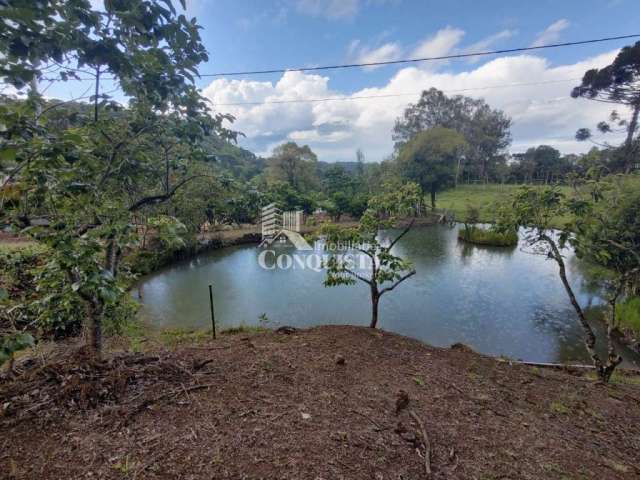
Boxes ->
[135,225,640,366]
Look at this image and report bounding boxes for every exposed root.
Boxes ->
[409,409,431,477]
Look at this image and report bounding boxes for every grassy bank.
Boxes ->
[2,325,639,479]
[618,297,640,338]
[458,225,518,247]
[437,184,572,226]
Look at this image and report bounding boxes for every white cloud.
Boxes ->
[0,83,22,98]
[203,48,623,162]
[411,26,465,59]
[349,41,403,70]
[464,29,517,63]
[294,0,360,19]
[292,0,400,19]
[348,26,513,72]
[530,19,570,47]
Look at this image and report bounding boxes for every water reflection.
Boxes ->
[136,225,639,367]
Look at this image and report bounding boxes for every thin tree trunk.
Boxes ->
[430,189,436,209]
[370,287,379,329]
[86,296,104,356]
[544,236,606,378]
[93,66,100,123]
[603,294,623,382]
[623,103,639,174]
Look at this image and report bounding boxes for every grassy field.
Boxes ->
[436,183,572,225]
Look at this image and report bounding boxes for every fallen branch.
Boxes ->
[351,409,383,431]
[496,358,640,375]
[127,383,216,422]
[409,409,431,477]
[193,358,216,371]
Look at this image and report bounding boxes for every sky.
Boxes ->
[38,0,640,162]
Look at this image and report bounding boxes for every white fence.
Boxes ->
[261,204,303,239]
[282,210,303,232]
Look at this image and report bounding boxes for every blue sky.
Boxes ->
[190,0,638,92]
[40,0,640,162]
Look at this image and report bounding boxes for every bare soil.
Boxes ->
[0,231,33,245]
[1,325,639,479]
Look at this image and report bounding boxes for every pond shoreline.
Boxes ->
[133,214,443,276]
[132,220,638,365]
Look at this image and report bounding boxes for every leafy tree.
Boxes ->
[323,192,351,222]
[571,179,640,380]
[507,187,621,382]
[264,181,316,214]
[347,192,370,218]
[509,146,576,184]
[575,147,608,176]
[266,142,319,191]
[393,88,511,182]
[322,183,421,328]
[0,0,233,356]
[572,41,640,173]
[397,127,467,208]
[322,164,356,196]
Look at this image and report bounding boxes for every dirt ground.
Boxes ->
[1,325,640,479]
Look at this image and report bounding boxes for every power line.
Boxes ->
[40,33,640,82]
[211,78,581,107]
[201,34,639,77]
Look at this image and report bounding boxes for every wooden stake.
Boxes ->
[208,284,216,340]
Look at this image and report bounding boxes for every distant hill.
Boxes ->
[204,136,266,181]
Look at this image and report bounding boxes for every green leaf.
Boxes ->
[0,147,17,162]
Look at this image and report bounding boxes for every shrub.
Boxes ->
[0,244,129,340]
[458,226,518,247]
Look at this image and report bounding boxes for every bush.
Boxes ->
[617,297,640,334]
[1,245,79,339]
[2,243,142,341]
[458,226,518,247]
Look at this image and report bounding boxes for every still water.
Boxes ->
[136,225,639,366]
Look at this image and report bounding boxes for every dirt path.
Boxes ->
[2,326,639,479]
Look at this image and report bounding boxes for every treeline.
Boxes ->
[387,41,640,202]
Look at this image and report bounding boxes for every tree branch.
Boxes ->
[344,267,373,286]
[380,270,416,296]
[387,218,415,251]
[128,174,213,212]
[606,239,640,265]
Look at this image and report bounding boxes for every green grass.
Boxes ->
[158,325,269,347]
[436,184,573,227]
[458,226,518,247]
[617,297,640,335]
[549,400,570,414]
[584,370,640,386]
[0,240,39,253]
[221,325,269,335]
